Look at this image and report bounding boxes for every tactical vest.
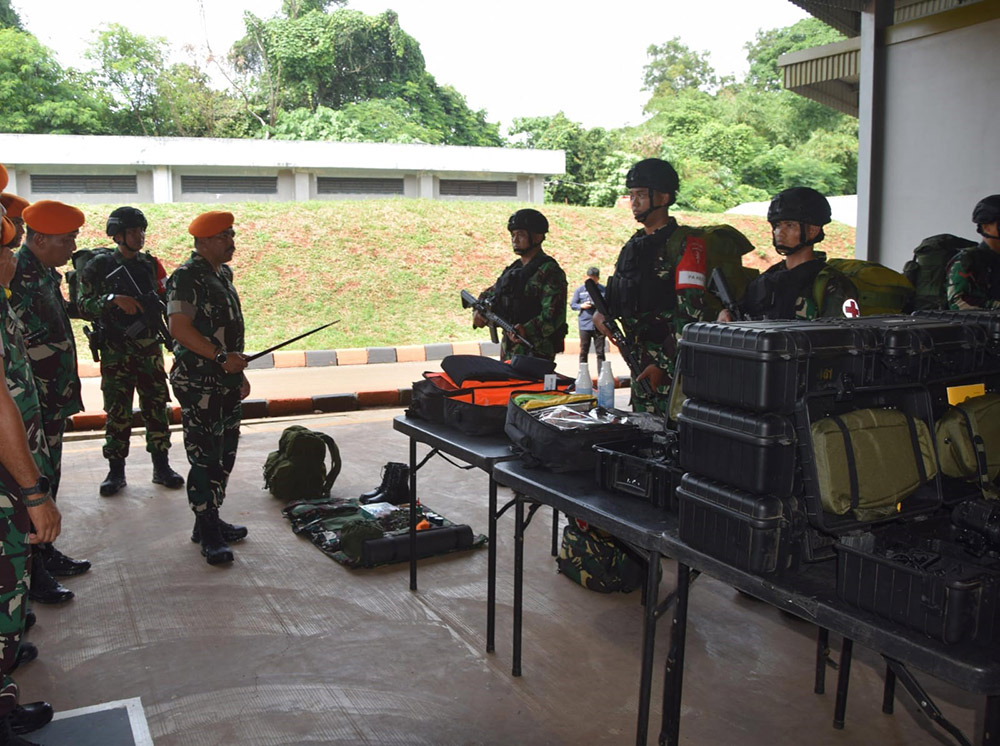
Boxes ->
[962,245,1000,302]
[90,250,159,345]
[492,252,547,325]
[605,223,678,319]
[743,258,826,320]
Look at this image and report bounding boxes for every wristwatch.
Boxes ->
[214,347,229,365]
[20,475,50,503]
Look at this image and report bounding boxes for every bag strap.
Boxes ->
[952,405,998,499]
[831,415,860,510]
[903,413,928,486]
[316,432,342,497]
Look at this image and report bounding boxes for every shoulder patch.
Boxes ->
[676,235,707,290]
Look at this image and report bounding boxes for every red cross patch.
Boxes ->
[842,298,861,318]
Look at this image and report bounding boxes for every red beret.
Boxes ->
[22,200,86,234]
[188,211,234,238]
[1,217,14,246]
[1,193,29,219]
[0,165,7,193]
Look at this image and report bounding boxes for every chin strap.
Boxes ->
[977,225,1000,240]
[634,187,670,223]
[773,221,824,256]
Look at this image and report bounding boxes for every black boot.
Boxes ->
[39,543,90,577]
[23,607,35,633]
[99,458,126,497]
[195,510,234,566]
[359,462,409,505]
[7,702,51,736]
[151,451,185,488]
[10,643,36,673]
[0,713,41,745]
[28,549,74,604]
[190,515,248,544]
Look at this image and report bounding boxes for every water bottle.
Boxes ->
[574,361,593,396]
[597,361,615,409]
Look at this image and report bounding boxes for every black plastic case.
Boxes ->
[594,435,682,511]
[913,309,1000,362]
[676,473,807,576]
[677,399,798,497]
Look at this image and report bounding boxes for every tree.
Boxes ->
[643,38,718,95]
[0,0,21,30]
[0,29,107,134]
[86,24,168,136]
[744,18,844,92]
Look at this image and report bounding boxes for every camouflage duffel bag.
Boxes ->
[556,520,645,593]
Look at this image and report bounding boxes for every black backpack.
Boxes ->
[902,234,977,311]
[65,247,113,319]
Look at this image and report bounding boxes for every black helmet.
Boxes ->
[972,195,1000,226]
[106,206,148,237]
[507,209,548,235]
[625,158,679,205]
[767,187,831,226]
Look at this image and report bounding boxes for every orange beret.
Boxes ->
[188,211,234,238]
[22,200,86,234]
[0,165,7,193]
[1,193,29,219]
[1,217,14,246]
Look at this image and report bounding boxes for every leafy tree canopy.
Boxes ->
[643,37,719,96]
[0,0,21,30]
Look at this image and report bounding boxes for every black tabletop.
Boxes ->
[493,459,1000,696]
[393,415,518,471]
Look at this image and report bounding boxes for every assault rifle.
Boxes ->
[460,289,534,353]
[584,279,654,397]
[708,267,746,321]
[107,264,172,348]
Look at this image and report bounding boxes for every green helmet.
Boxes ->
[507,209,548,235]
[625,158,679,206]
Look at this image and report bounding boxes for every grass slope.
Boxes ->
[67,200,856,353]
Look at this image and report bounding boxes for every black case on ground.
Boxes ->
[361,524,475,567]
[913,309,1000,362]
[835,517,1000,646]
[677,399,798,497]
[593,433,682,511]
[679,320,882,413]
[676,473,808,576]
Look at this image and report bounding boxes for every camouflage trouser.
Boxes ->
[100,345,172,460]
[0,501,30,718]
[41,418,66,499]
[173,381,241,513]
[629,338,676,414]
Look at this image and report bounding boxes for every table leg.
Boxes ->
[660,563,691,746]
[408,437,418,592]
[487,475,498,654]
[513,492,525,677]
[985,695,999,745]
[882,665,896,714]
[815,627,830,695]
[551,508,559,556]
[634,551,661,746]
[833,638,854,730]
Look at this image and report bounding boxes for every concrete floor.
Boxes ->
[19,407,985,745]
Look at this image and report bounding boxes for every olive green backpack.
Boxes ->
[811,408,937,521]
[824,258,914,315]
[263,425,342,501]
[902,234,978,311]
[936,394,1000,499]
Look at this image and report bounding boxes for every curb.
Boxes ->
[66,377,633,433]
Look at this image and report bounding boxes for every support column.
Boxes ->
[855,0,893,261]
[152,165,174,204]
[294,171,310,202]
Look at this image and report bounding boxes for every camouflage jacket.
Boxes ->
[77,248,164,351]
[482,251,568,361]
[946,242,1000,311]
[609,219,706,377]
[9,246,83,420]
[743,252,857,320]
[0,292,50,482]
[166,252,245,388]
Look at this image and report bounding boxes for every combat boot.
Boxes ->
[0,712,42,745]
[151,452,185,488]
[39,542,91,577]
[7,702,51,736]
[28,551,74,604]
[359,462,409,505]
[195,510,234,566]
[190,515,248,544]
[99,458,126,497]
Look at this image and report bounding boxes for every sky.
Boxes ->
[17,0,808,133]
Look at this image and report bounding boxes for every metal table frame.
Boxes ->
[492,459,1000,746]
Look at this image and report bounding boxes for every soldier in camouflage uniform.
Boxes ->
[947,194,1000,310]
[166,211,249,566]
[0,202,61,742]
[729,188,857,323]
[77,207,184,496]
[473,209,567,362]
[595,159,719,413]
[10,201,90,605]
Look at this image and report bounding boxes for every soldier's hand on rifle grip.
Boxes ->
[505,324,527,344]
[222,352,248,374]
[472,311,488,329]
[636,363,665,392]
[717,309,733,322]
[111,295,143,315]
[592,312,615,344]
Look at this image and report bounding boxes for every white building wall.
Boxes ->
[875,16,1000,270]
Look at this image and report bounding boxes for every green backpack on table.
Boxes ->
[263,425,342,501]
